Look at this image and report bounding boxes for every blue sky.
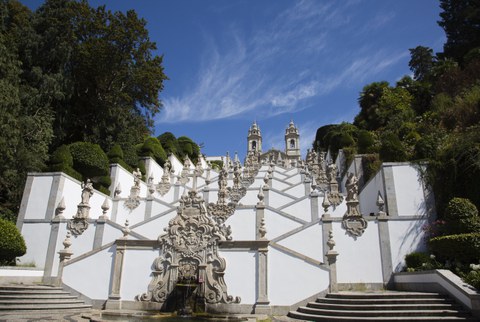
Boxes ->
[23,0,446,161]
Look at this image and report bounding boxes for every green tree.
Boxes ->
[31,0,167,152]
[409,46,435,81]
[0,1,54,215]
[354,81,390,130]
[438,0,480,63]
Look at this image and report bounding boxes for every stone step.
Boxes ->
[317,297,454,305]
[0,298,85,304]
[297,306,470,317]
[288,311,476,321]
[0,303,92,310]
[0,294,78,300]
[0,284,92,313]
[307,301,460,311]
[0,289,70,295]
[288,292,474,321]
[326,292,446,299]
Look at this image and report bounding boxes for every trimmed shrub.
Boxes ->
[107,144,132,172]
[139,137,167,165]
[0,218,26,265]
[444,198,480,234]
[48,145,73,171]
[48,145,82,181]
[429,233,480,264]
[405,252,431,270]
[464,269,480,290]
[107,144,124,163]
[69,142,110,178]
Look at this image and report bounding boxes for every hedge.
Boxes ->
[69,142,110,178]
[444,197,480,234]
[429,233,480,264]
[138,137,167,165]
[0,218,26,265]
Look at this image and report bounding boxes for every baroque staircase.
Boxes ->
[0,284,92,313]
[288,291,476,321]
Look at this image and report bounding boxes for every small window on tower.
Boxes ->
[290,139,295,148]
[252,141,257,150]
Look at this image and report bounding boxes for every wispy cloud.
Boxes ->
[157,0,404,124]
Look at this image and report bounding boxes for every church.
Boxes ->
[247,120,301,168]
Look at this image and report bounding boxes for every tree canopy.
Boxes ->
[0,0,169,218]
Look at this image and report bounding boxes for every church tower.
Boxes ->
[247,121,262,154]
[285,120,300,166]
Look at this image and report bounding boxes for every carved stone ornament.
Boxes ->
[156,170,171,196]
[227,164,246,203]
[341,173,367,237]
[136,188,240,306]
[124,169,142,210]
[328,181,344,208]
[67,179,93,236]
[180,158,191,185]
[208,167,236,221]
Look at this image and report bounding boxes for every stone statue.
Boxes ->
[346,173,358,202]
[81,179,94,205]
[133,168,142,188]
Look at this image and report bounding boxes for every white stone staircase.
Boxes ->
[288,291,476,321]
[0,284,92,313]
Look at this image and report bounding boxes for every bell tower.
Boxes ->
[247,121,262,154]
[285,120,300,166]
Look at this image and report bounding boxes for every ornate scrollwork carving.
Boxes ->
[67,179,93,236]
[136,187,239,306]
[157,160,172,196]
[342,173,367,237]
[124,168,141,210]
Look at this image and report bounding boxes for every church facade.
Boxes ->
[247,120,302,168]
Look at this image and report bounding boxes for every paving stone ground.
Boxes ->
[0,310,95,322]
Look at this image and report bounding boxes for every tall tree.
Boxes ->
[438,0,480,63]
[0,0,54,216]
[409,46,435,81]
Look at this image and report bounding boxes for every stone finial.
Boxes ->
[377,191,385,215]
[63,231,73,250]
[257,185,265,207]
[100,198,110,219]
[327,230,335,251]
[122,219,130,239]
[55,197,66,219]
[322,191,331,214]
[259,218,267,239]
[311,174,318,193]
[114,183,122,198]
[58,231,74,262]
[148,173,155,196]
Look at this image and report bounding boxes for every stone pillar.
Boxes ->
[45,173,66,220]
[43,217,62,283]
[255,245,270,314]
[173,180,181,201]
[107,240,126,309]
[56,232,73,286]
[321,213,333,264]
[304,176,311,196]
[203,186,210,204]
[378,214,393,288]
[310,191,319,221]
[325,230,339,293]
[93,198,109,250]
